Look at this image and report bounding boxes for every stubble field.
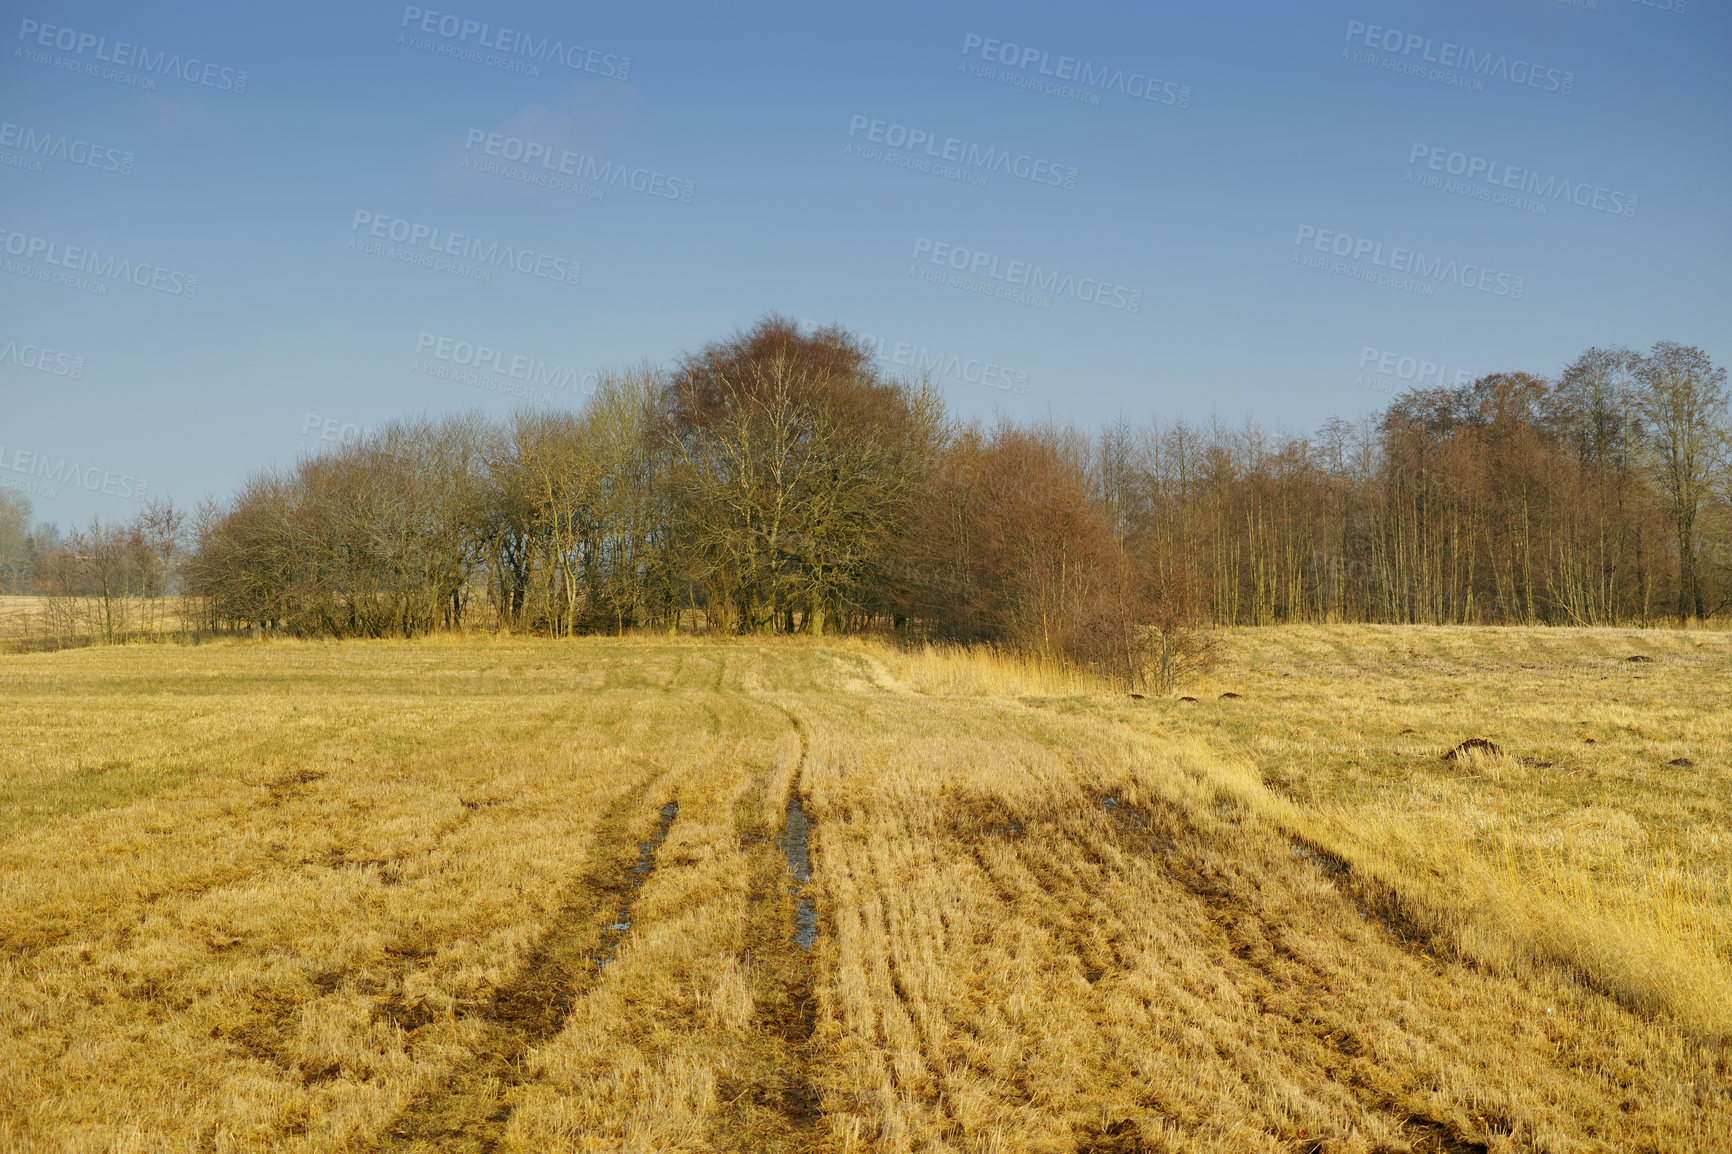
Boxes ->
[0,627,1727,1152]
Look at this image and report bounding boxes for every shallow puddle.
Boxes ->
[594,801,679,970]
[778,792,818,950]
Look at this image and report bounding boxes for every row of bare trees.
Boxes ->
[182,319,1197,686]
[1109,342,1730,625]
[0,492,189,645]
[17,322,1723,667]
[190,417,490,638]
[188,326,1730,655]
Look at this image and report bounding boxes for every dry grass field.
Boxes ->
[0,599,38,644]
[0,628,1726,1152]
[0,595,193,651]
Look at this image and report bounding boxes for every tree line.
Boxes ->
[1111,341,1729,626]
[0,494,185,645]
[4,320,1727,674]
[180,318,1191,685]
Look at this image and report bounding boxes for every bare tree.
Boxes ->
[136,498,186,635]
[0,491,31,593]
[62,518,135,644]
[1637,342,1728,622]
[664,317,939,635]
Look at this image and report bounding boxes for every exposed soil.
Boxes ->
[708,707,822,1151]
[369,780,678,1153]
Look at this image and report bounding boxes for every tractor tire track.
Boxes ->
[369,776,680,1153]
[937,791,1494,1152]
[1089,793,1494,1154]
[709,703,823,1151]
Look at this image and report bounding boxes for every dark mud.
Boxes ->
[777,791,817,951]
[370,784,678,1153]
[594,801,679,972]
[709,706,823,1151]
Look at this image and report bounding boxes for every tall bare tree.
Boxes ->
[0,491,31,593]
[664,317,939,635]
[1637,342,1728,622]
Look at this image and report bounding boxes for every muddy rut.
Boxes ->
[370,781,680,1153]
[708,705,824,1151]
[1087,794,1493,1152]
[926,785,1585,1150]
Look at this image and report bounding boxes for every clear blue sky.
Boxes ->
[3,0,1728,526]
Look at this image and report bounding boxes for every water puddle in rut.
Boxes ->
[593,801,679,971]
[778,792,817,951]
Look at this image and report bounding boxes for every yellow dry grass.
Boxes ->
[0,628,1725,1152]
[0,598,37,642]
[1169,626,1732,1041]
[0,594,194,649]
